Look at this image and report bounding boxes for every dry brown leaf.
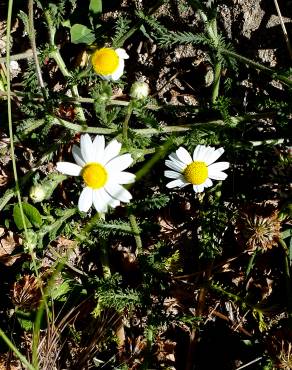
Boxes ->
[0,168,9,187]
[0,231,19,256]
[0,253,24,266]
[56,236,76,248]
[156,338,176,364]
[0,229,23,266]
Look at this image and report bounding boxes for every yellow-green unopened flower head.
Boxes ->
[56,134,135,213]
[91,47,129,81]
[130,81,149,100]
[165,145,229,192]
[29,184,47,203]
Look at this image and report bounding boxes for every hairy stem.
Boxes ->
[43,9,86,122]
[122,100,133,141]
[212,60,221,103]
[52,112,271,136]
[28,0,48,102]
[128,213,142,254]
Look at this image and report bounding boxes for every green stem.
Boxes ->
[122,101,133,141]
[49,49,71,77]
[134,138,173,182]
[196,10,222,104]
[6,0,28,238]
[221,48,292,87]
[212,61,221,103]
[28,0,48,102]
[51,112,267,136]
[246,247,259,278]
[7,4,45,349]
[209,283,268,315]
[114,0,165,47]
[128,213,142,254]
[0,328,35,370]
[44,10,86,122]
[91,221,140,235]
[100,238,111,278]
[32,254,70,369]
[44,8,56,46]
[80,212,111,277]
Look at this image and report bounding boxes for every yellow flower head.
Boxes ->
[91,47,129,81]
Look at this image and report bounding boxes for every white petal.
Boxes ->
[92,189,109,213]
[208,161,230,173]
[204,178,213,188]
[165,159,186,172]
[168,152,181,162]
[111,59,124,81]
[115,48,129,59]
[106,154,133,173]
[193,145,210,161]
[164,170,181,179]
[176,147,192,165]
[193,184,205,193]
[200,146,216,162]
[56,162,82,176]
[105,182,132,203]
[93,188,121,211]
[208,171,228,180]
[78,187,93,212]
[80,134,94,163]
[205,147,224,165]
[93,135,105,162]
[102,187,121,208]
[72,145,85,167]
[101,140,122,165]
[208,163,229,180]
[166,179,189,189]
[109,171,136,184]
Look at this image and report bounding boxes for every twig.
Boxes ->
[274,0,292,60]
[0,49,35,63]
[235,357,263,370]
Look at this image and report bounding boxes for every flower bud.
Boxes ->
[29,184,47,203]
[130,81,149,100]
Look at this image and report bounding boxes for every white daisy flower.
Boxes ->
[91,47,129,81]
[56,134,135,213]
[165,145,230,193]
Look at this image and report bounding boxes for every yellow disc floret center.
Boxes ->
[183,161,208,185]
[82,163,108,189]
[91,48,119,76]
